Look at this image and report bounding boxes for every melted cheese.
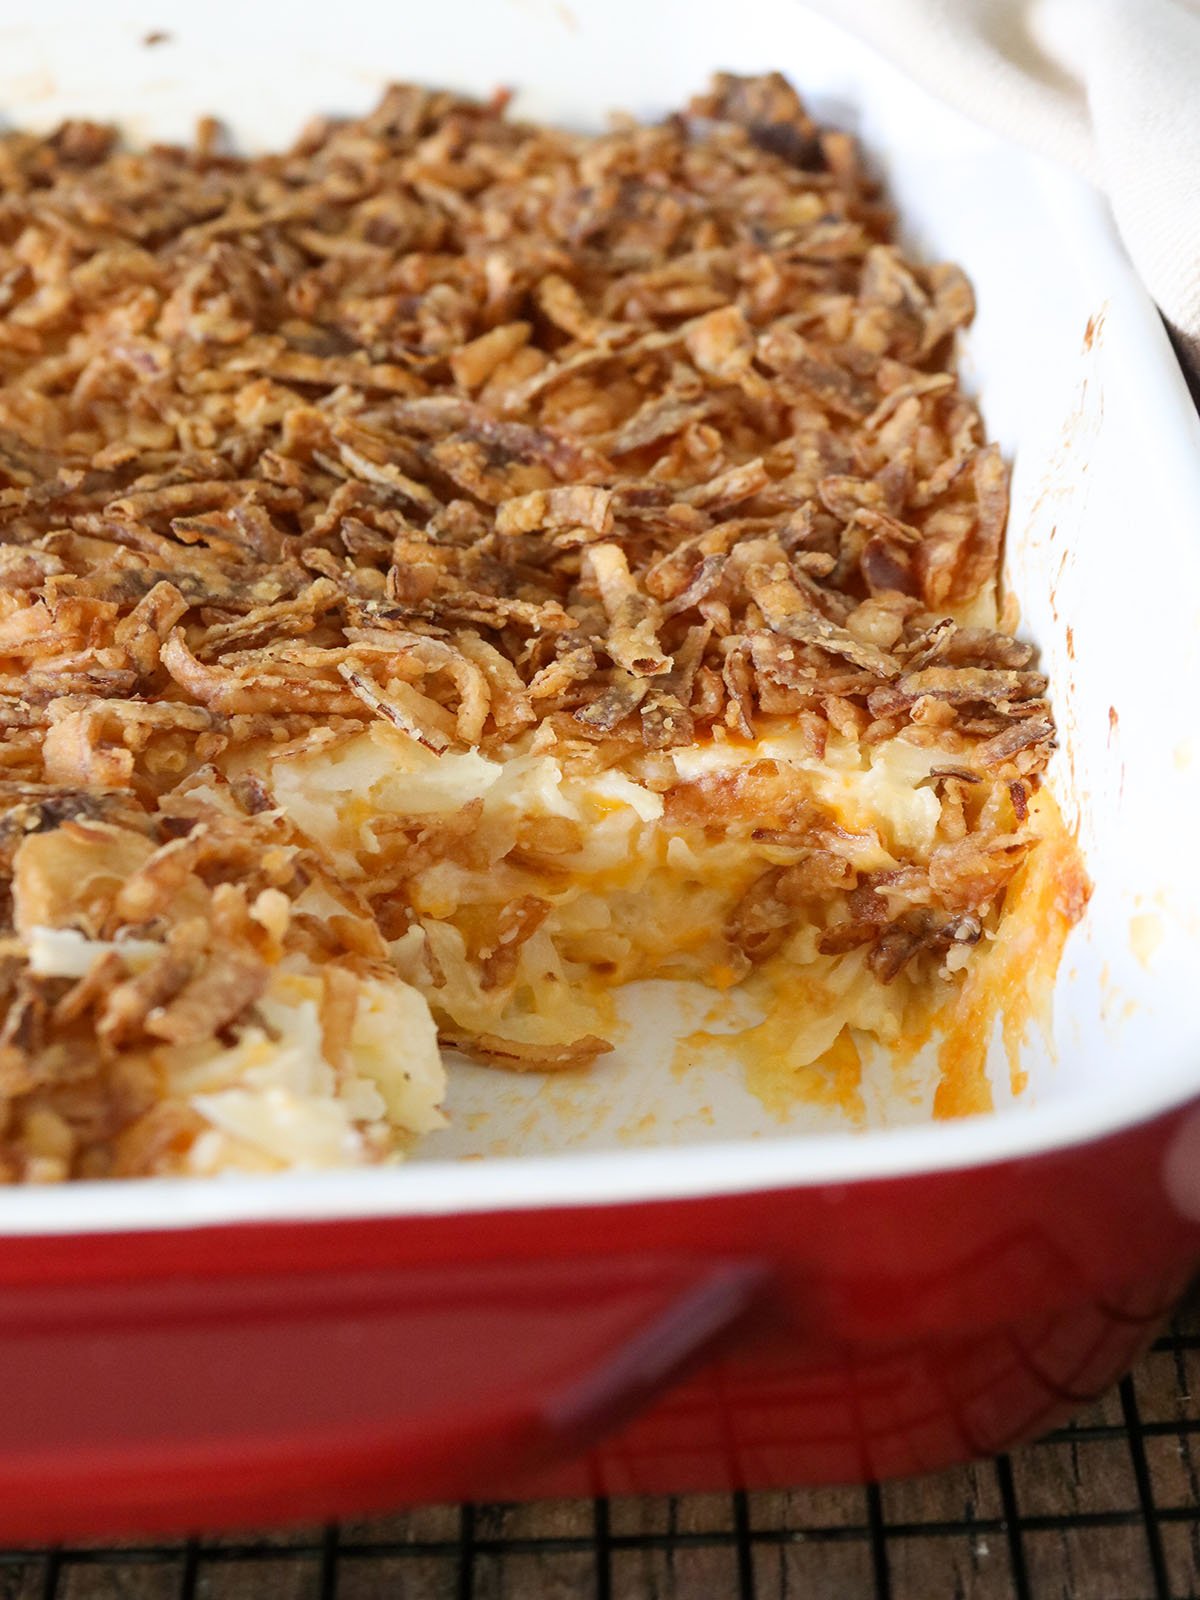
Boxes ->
[932,789,1088,1117]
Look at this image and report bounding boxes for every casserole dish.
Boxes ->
[1,0,1200,1539]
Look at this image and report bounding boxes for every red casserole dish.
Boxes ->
[2,0,1200,1539]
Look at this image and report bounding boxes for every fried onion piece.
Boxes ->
[97,920,207,1048]
[143,946,269,1046]
[928,834,1033,911]
[112,581,190,677]
[585,543,670,676]
[450,321,532,390]
[494,484,614,539]
[973,716,1056,769]
[337,666,454,751]
[480,895,552,991]
[42,707,135,789]
[744,556,899,677]
[440,1030,614,1071]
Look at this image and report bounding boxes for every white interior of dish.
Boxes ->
[0,0,1198,1229]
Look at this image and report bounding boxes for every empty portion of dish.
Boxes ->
[0,74,1085,1179]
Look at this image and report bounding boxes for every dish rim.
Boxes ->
[0,18,1197,1237]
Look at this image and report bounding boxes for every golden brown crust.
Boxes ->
[0,74,1049,764]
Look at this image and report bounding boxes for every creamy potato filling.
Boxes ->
[251,719,1028,1073]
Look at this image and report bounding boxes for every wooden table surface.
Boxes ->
[5,1288,1198,1600]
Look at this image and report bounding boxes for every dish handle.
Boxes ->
[537,1256,769,1456]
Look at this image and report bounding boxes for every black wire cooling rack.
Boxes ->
[5,1298,1200,1600]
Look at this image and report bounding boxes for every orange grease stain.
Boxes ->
[1129,912,1163,970]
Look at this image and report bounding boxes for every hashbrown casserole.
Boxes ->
[0,74,1087,1178]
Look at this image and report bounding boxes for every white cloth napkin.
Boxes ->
[806,0,1200,371]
